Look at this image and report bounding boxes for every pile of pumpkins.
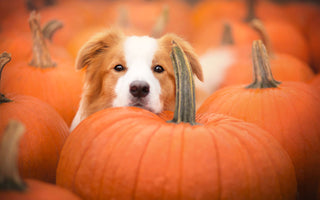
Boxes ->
[1,0,320,199]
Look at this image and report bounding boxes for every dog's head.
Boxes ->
[76,28,203,119]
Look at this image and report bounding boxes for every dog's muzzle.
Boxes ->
[129,80,154,111]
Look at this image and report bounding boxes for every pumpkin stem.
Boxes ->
[29,11,56,68]
[246,40,281,89]
[169,40,197,125]
[42,19,63,42]
[150,5,169,38]
[220,23,234,46]
[0,52,13,104]
[250,19,275,58]
[244,0,257,22]
[0,120,27,191]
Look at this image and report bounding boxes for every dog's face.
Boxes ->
[76,28,203,120]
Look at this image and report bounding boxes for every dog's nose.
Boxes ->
[130,81,150,98]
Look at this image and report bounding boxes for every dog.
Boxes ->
[70,28,203,130]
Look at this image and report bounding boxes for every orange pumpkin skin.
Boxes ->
[38,1,100,46]
[0,94,69,183]
[0,179,81,200]
[198,80,320,200]
[191,0,246,30]
[283,2,320,36]
[263,21,310,64]
[198,40,320,199]
[57,107,296,200]
[1,61,83,126]
[310,74,320,90]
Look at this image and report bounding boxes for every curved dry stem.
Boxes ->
[0,120,26,191]
[220,23,234,46]
[0,52,12,104]
[42,20,63,42]
[169,40,197,125]
[0,52,11,86]
[246,40,281,89]
[250,19,275,57]
[29,11,56,68]
[244,0,256,22]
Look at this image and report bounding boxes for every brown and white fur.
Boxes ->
[70,28,203,130]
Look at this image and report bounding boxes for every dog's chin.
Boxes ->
[129,100,155,113]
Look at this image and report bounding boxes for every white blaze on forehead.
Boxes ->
[113,36,163,113]
[124,36,158,68]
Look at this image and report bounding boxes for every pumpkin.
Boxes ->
[246,0,311,63]
[0,12,83,126]
[282,2,320,72]
[216,19,314,89]
[0,52,69,183]
[0,18,66,66]
[191,20,260,55]
[197,40,320,200]
[56,40,297,200]
[0,0,58,39]
[282,1,320,36]
[260,20,310,64]
[243,0,289,23]
[0,120,81,200]
[190,0,287,51]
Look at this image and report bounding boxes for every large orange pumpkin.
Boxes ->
[0,12,83,126]
[0,120,81,200]
[56,40,297,200]
[198,40,320,200]
[0,52,69,183]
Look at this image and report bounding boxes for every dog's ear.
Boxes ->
[159,34,204,81]
[75,28,125,70]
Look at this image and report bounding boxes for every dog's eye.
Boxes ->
[153,65,164,73]
[114,65,125,72]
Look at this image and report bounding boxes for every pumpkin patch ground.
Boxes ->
[1,0,320,200]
